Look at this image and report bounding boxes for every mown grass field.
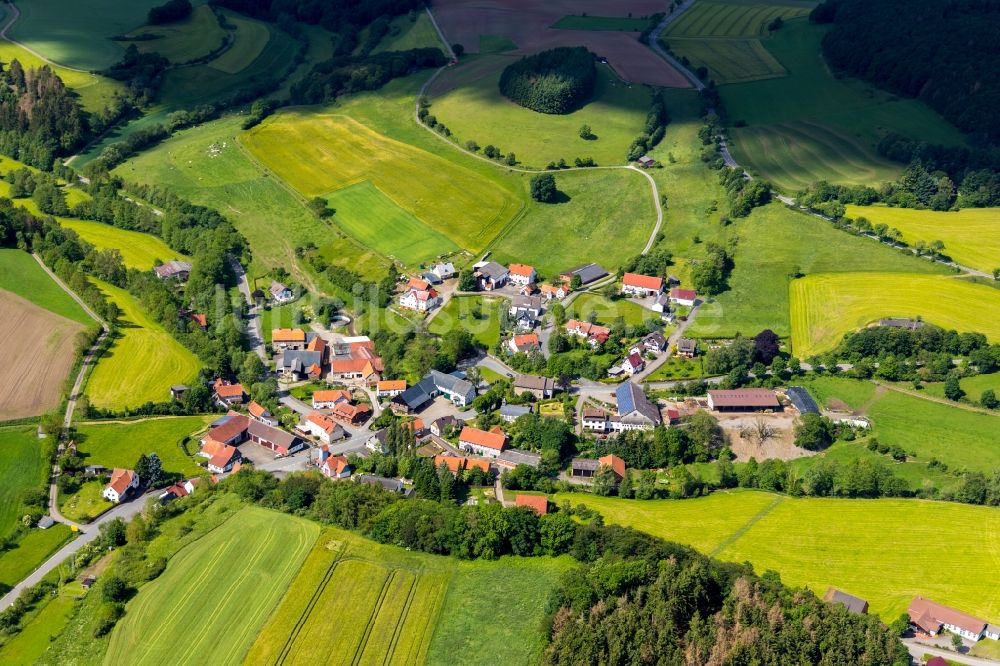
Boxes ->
[721,20,965,192]
[248,526,573,666]
[550,15,651,31]
[686,205,947,339]
[489,169,655,276]
[206,11,270,74]
[371,12,442,54]
[105,506,317,666]
[427,296,505,348]
[0,249,92,325]
[844,205,1000,275]
[125,4,226,64]
[0,584,80,665]
[0,426,48,538]
[920,373,1000,404]
[325,180,459,266]
[243,111,519,252]
[8,0,205,70]
[76,416,210,476]
[665,0,812,38]
[56,219,186,270]
[556,491,1000,621]
[430,62,650,168]
[86,280,202,409]
[0,524,72,588]
[669,37,786,84]
[59,480,113,524]
[789,272,1000,358]
[566,293,651,327]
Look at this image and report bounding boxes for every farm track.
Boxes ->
[381,574,419,665]
[275,546,346,665]
[708,495,784,557]
[352,570,399,666]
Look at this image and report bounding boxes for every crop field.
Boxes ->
[845,205,1000,275]
[664,0,812,38]
[551,15,651,31]
[86,280,202,410]
[7,0,207,70]
[479,34,518,53]
[0,524,72,588]
[206,12,270,74]
[125,5,226,64]
[325,181,459,266]
[428,296,505,348]
[721,20,966,192]
[429,62,651,167]
[686,205,947,339]
[243,112,520,252]
[566,293,651,327]
[667,38,786,84]
[76,416,210,477]
[56,219,186,270]
[556,491,1000,621]
[0,249,92,324]
[0,426,48,538]
[789,272,1000,358]
[106,506,317,666]
[371,12,442,53]
[489,169,654,275]
[249,526,572,666]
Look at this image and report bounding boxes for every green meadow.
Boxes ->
[0,426,49,539]
[0,249,92,325]
[76,416,210,477]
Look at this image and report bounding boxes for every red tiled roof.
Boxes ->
[163,482,189,498]
[623,272,663,291]
[377,380,406,391]
[272,328,306,343]
[106,468,134,495]
[190,313,207,327]
[313,389,351,404]
[306,412,339,433]
[333,402,371,420]
[460,426,506,451]
[248,401,268,418]
[515,494,548,515]
[598,454,626,479]
[214,380,245,399]
[465,457,491,473]
[205,415,250,444]
[509,263,535,278]
[565,320,611,338]
[322,455,350,476]
[626,352,643,368]
[435,455,466,473]
[908,596,986,636]
[307,336,327,353]
[208,445,239,470]
[670,288,697,301]
[407,277,431,291]
[513,333,540,348]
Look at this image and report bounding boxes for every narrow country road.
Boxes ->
[0,3,90,73]
[229,255,267,360]
[647,0,704,91]
[902,639,1000,666]
[632,303,701,382]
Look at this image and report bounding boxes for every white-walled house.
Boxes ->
[622,272,664,297]
[103,468,139,503]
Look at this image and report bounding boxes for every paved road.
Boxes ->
[0,493,150,608]
[229,256,267,360]
[632,303,701,383]
[647,0,704,91]
[903,639,1000,666]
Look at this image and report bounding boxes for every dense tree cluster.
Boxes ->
[529,173,558,202]
[593,411,726,470]
[290,47,446,105]
[690,241,733,295]
[148,0,193,24]
[626,92,670,161]
[498,47,596,115]
[813,0,1000,145]
[211,0,426,32]
[720,167,770,217]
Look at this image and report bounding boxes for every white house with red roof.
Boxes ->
[669,288,698,307]
[458,426,507,458]
[507,263,537,286]
[508,333,541,354]
[539,283,570,300]
[212,379,245,407]
[621,352,645,376]
[300,412,346,444]
[248,401,279,427]
[565,319,611,346]
[622,272,664,297]
[316,447,352,479]
[399,285,440,312]
[102,468,139,503]
[207,445,242,474]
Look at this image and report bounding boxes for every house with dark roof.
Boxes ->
[248,420,304,456]
[676,338,697,358]
[277,350,324,381]
[513,374,555,399]
[823,588,868,614]
[908,596,996,641]
[392,370,476,413]
[614,382,660,430]
[270,281,294,303]
[581,407,609,432]
[356,475,413,497]
[500,403,532,423]
[153,260,191,281]
[559,263,608,285]
[570,454,625,481]
[708,388,780,412]
[509,295,543,320]
[476,262,509,290]
[495,448,542,470]
[430,415,463,437]
[642,331,667,352]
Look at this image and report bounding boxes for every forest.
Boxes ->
[499,47,597,115]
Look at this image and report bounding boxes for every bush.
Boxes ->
[498,47,596,114]
[530,174,558,202]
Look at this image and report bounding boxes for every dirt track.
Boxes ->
[0,290,84,420]
[432,0,691,87]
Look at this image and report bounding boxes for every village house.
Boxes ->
[248,401,279,427]
[272,328,307,350]
[188,312,208,330]
[908,596,1000,642]
[430,415,463,437]
[420,271,443,286]
[620,352,645,376]
[669,288,698,307]
[312,389,352,409]
[399,277,441,312]
[509,294,544,323]
[431,262,456,280]
[500,403,532,423]
[539,283,570,300]
[270,281,295,303]
[560,263,609,286]
[277,350,323,381]
[158,479,198,503]
[393,370,476,412]
[636,155,655,168]
[513,374,555,399]
[434,455,492,476]
[207,445,241,473]
[332,401,371,425]
[495,448,542,471]
[622,272,664,297]
[476,261,509,290]
[642,331,667,352]
[102,468,139,503]
[614,382,661,430]
[823,588,868,614]
[507,263,537,286]
[570,454,625,481]
[301,412,346,444]
[582,407,610,432]
[564,319,611,346]
[153,260,191,281]
[508,333,541,354]
[366,429,389,454]
[169,384,188,401]
[200,414,250,449]
[249,420,305,456]
[707,388,780,413]
[213,379,245,407]
[329,338,383,384]
[650,293,671,313]
[314,447,352,479]
[515,494,548,515]
[676,338,697,358]
[376,379,407,398]
[459,426,507,458]
[357,475,414,497]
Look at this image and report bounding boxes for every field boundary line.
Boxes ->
[381,571,418,665]
[0,2,94,74]
[708,495,783,557]
[352,570,397,666]
[275,542,346,665]
[408,571,452,665]
[872,380,1000,417]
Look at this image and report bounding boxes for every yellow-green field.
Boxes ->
[371,12,442,54]
[664,0,813,38]
[86,280,202,409]
[556,491,1000,621]
[0,38,122,113]
[845,205,1000,275]
[125,5,227,64]
[57,219,185,270]
[105,506,317,666]
[243,111,520,252]
[790,272,1000,358]
[668,38,786,84]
